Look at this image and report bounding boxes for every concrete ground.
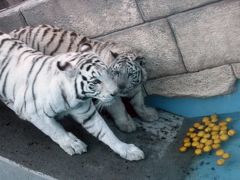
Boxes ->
[0,103,193,180]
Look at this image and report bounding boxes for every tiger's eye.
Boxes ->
[93,79,101,84]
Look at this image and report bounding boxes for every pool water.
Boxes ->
[185,113,240,180]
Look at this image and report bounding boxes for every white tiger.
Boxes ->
[0,32,144,161]
[10,24,160,133]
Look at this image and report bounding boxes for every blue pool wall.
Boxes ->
[145,81,240,118]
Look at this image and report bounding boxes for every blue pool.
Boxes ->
[146,81,240,179]
[185,113,240,180]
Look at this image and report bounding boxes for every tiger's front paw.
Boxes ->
[115,116,136,133]
[139,107,159,122]
[119,144,144,161]
[59,133,87,156]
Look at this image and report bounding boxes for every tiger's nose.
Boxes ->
[111,91,118,96]
[118,83,126,90]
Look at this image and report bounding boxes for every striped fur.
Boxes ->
[10,25,160,133]
[0,32,144,161]
[10,24,147,95]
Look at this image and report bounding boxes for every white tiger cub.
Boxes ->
[10,25,159,133]
[0,32,144,161]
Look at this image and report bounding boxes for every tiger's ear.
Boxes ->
[57,61,73,71]
[135,56,146,67]
[110,51,119,58]
[80,43,92,53]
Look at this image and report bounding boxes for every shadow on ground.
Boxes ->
[0,103,193,180]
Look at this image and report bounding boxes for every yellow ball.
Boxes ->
[179,146,187,152]
[190,133,197,138]
[204,121,211,126]
[216,159,225,166]
[203,146,212,152]
[219,130,227,135]
[212,143,220,149]
[183,137,191,143]
[220,134,229,141]
[192,136,200,142]
[219,121,227,126]
[184,142,191,148]
[210,114,218,120]
[226,117,232,123]
[204,127,211,132]
[200,138,208,144]
[197,143,204,149]
[211,118,218,123]
[192,141,199,147]
[211,131,218,136]
[228,129,236,136]
[202,117,210,123]
[214,139,221,144]
[205,140,213,146]
[212,125,220,131]
[220,126,228,131]
[203,133,211,139]
[216,149,224,156]
[188,127,195,132]
[193,122,201,128]
[208,123,215,128]
[212,134,220,140]
[195,149,202,155]
[197,131,205,137]
[198,125,205,130]
[222,153,230,159]
[186,132,191,136]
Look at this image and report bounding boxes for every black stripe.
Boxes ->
[31,57,49,113]
[16,50,34,65]
[44,33,57,54]
[50,30,67,55]
[96,126,103,138]
[99,131,106,139]
[31,27,42,48]
[43,109,54,118]
[82,109,96,125]
[80,81,86,95]
[27,27,33,45]
[16,29,26,39]
[0,41,17,67]
[2,71,9,97]
[27,56,43,77]
[83,102,92,114]
[49,103,57,114]
[41,27,51,41]
[86,65,91,71]
[82,75,87,81]
[76,37,87,52]
[67,32,77,52]
[21,56,46,113]
[0,43,18,85]
[79,59,93,69]
[0,38,11,50]
[12,83,16,101]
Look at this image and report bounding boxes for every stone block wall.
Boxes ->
[0,0,239,98]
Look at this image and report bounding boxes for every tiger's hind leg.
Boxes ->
[29,115,87,155]
[105,97,136,133]
[70,105,144,161]
[129,87,159,122]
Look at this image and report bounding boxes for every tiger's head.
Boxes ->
[56,52,118,103]
[108,51,147,96]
